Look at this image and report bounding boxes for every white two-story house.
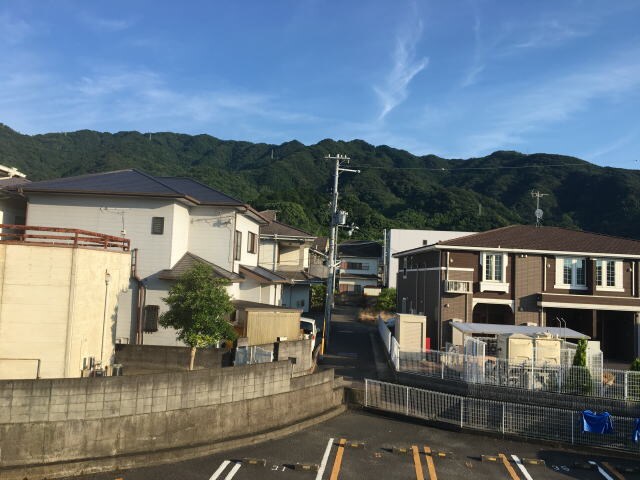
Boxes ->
[258,210,320,312]
[13,169,287,346]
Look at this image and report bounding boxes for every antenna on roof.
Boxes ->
[531,190,548,227]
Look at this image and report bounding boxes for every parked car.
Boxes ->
[300,317,320,354]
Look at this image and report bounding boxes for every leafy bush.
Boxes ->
[564,339,592,395]
[310,284,326,311]
[375,288,397,312]
[629,358,640,400]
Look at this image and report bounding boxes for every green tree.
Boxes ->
[160,263,236,370]
[629,358,640,400]
[564,339,592,395]
[310,284,326,311]
[376,288,397,312]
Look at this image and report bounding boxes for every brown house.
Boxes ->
[394,225,640,360]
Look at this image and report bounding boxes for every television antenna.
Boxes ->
[531,190,548,227]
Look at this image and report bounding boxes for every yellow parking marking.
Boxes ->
[499,453,521,480]
[329,438,346,480]
[411,445,424,479]
[423,446,438,480]
[602,462,626,480]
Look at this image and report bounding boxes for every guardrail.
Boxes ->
[365,379,640,454]
[0,224,130,251]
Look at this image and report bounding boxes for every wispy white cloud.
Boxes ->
[459,51,640,157]
[0,12,33,45]
[77,13,134,32]
[584,129,639,162]
[0,63,317,138]
[513,19,590,49]
[374,17,428,120]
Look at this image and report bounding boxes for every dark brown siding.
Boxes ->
[514,254,543,325]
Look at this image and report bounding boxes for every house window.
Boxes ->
[596,259,622,290]
[484,253,503,282]
[479,252,509,293]
[403,257,407,279]
[247,231,257,254]
[234,230,242,260]
[557,257,586,289]
[151,217,164,235]
[14,215,25,225]
[143,305,159,332]
[346,262,369,270]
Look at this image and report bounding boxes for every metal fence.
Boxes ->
[376,316,640,401]
[233,346,273,366]
[365,379,640,454]
[397,349,640,401]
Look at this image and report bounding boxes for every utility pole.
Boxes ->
[321,154,359,354]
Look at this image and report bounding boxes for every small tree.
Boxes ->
[310,284,326,311]
[160,263,236,370]
[564,339,592,395]
[376,288,397,312]
[629,358,640,399]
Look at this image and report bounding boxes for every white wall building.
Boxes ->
[337,240,382,294]
[258,210,320,312]
[16,169,286,347]
[384,229,475,288]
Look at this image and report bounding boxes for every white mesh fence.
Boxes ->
[390,344,640,401]
[365,379,640,454]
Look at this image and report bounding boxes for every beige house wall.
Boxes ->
[0,244,130,379]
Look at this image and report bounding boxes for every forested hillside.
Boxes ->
[1,123,638,240]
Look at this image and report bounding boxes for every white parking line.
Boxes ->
[315,437,335,480]
[588,461,615,480]
[511,455,534,480]
[210,460,231,480]
[224,462,242,480]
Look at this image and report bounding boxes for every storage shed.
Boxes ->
[232,300,302,346]
[394,313,428,352]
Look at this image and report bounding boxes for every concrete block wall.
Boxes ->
[0,361,342,474]
[0,361,292,426]
[114,344,231,373]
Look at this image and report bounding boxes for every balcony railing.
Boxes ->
[444,279,472,294]
[0,224,130,251]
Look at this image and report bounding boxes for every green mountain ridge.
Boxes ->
[1,123,638,240]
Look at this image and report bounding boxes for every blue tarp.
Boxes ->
[633,419,640,443]
[582,410,614,434]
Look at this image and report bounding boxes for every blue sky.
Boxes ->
[1,1,640,167]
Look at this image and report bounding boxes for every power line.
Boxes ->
[347,162,588,171]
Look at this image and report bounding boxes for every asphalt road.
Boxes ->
[71,409,640,480]
[317,305,381,384]
[68,308,640,479]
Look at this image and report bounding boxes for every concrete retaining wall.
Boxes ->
[0,361,342,479]
[114,344,231,373]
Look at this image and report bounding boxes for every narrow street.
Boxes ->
[317,305,390,386]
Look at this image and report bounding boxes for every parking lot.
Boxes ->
[73,410,640,480]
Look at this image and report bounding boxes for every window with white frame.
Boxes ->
[555,257,586,289]
[479,252,509,292]
[596,259,622,290]
[484,253,503,281]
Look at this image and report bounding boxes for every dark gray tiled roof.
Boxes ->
[15,169,245,206]
[275,270,322,283]
[338,240,382,258]
[239,264,289,284]
[232,299,301,311]
[158,177,243,204]
[158,252,242,282]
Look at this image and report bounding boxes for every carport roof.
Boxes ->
[451,322,589,339]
